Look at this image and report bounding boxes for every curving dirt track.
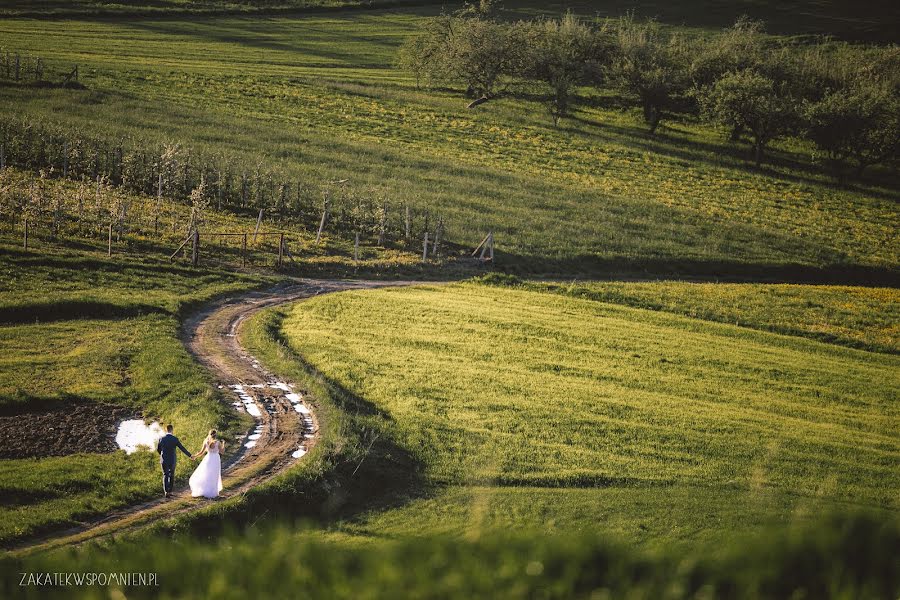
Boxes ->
[9,278,412,556]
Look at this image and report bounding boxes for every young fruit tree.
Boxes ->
[606,16,690,133]
[802,49,900,181]
[700,69,797,166]
[523,13,613,125]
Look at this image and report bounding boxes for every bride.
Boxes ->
[189,429,224,499]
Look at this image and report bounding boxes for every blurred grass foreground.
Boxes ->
[2,511,897,599]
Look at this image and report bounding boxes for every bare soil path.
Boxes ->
[9,278,414,556]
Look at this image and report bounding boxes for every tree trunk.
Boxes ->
[648,107,661,134]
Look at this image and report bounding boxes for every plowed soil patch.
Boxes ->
[0,402,131,458]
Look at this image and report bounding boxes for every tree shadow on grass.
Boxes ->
[566,112,900,202]
[496,252,900,287]
[0,299,169,325]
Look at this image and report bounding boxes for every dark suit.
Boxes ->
[156,433,192,494]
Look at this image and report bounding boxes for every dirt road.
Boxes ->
[10,278,411,555]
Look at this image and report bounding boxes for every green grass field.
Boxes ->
[0,7,897,277]
[484,276,900,354]
[0,0,897,595]
[0,236,268,544]
[267,282,897,548]
[4,512,897,599]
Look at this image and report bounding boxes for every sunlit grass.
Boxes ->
[0,238,265,545]
[0,10,896,274]
[275,283,898,546]
[490,277,900,354]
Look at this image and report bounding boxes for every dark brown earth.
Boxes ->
[0,401,132,459]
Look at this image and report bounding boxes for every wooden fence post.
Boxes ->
[277,232,284,268]
[108,222,112,256]
[422,231,429,262]
[315,195,328,245]
[242,233,247,267]
[252,209,263,243]
[62,140,68,179]
[378,202,387,246]
[191,229,199,266]
[23,218,28,250]
[155,172,162,234]
[432,216,442,257]
[354,232,359,262]
[405,204,410,244]
[217,170,223,212]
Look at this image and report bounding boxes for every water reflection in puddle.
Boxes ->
[230,381,314,458]
[116,420,165,454]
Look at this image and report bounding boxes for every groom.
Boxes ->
[156,424,194,498]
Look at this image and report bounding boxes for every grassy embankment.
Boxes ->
[0,219,272,544]
[0,8,896,279]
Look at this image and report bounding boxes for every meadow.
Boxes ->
[0,7,897,278]
[266,282,898,549]
[0,0,896,596]
[0,233,268,545]
[485,275,900,354]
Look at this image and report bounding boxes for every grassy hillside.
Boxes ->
[484,276,900,354]
[1,9,896,278]
[268,283,898,548]
[0,0,389,17]
[0,233,269,545]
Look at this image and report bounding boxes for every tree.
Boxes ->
[449,18,532,100]
[606,15,689,133]
[397,16,454,90]
[189,176,209,233]
[689,16,766,90]
[700,69,797,166]
[399,14,531,103]
[523,13,612,125]
[804,80,900,180]
[689,16,767,139]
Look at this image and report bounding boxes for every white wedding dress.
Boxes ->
[189,440,223,498]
